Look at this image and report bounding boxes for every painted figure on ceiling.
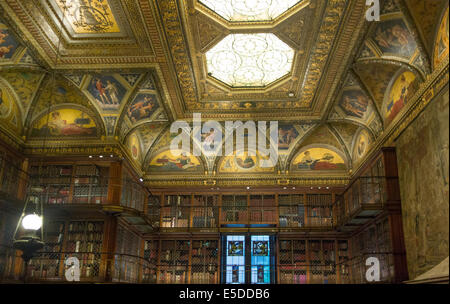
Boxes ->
[278,126,298,148]
[95,78,109,104]
[297,150,346,171]
[105,80,119,104]
[340,91,369,118]
[48,111,94,136]
[0,30,12,56]
[156,153,196,170]
[128,95,157,123]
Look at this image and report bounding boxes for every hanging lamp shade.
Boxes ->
[12,194,45,262]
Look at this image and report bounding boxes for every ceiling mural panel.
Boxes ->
[30,108,98,138]
[353,61,400,112]
[0,17,22,61]
[278,123,315,155]
[0,84,21,134]
[126,131,142,164]
[405,0,448,54]
[85,74,128,111]
[0,71,44,118]
[149,149,203,173]
[356,6,429,76]
[383,69,418,126]
[372,18,417,59]
[291,146,347,172]
[218,151,276,174]
[54,0,121,34]
[352,128,371,163]
[33,77,98,121]
[126,93,161,125]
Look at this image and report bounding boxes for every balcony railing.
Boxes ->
[0,246,156,283]
[332,176,389,229]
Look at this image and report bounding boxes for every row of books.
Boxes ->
[306,194,333,206]
[278,194,304,205]
[279,217,304,227]
[161,217,189,228]
[191,207,216,217]
[279,272,307,284]
[190,272,218,284]
[192,216,216,227]
[29,165,72,176]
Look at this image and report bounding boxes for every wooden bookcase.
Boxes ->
[65,221,104,279]
[278,194,305,227]
[158,240,190,284]
[278,240,307,284]
[190,239,219,284]
[191,195,219,228]
[161,195,191,228]
[73,165,109,205]
[143,240,159,283]
[221,195,248,224]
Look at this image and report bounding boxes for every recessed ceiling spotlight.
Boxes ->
[89,156,93,159]
[310,187,314,190]
[283,187,287,190]
[326,187,330,190]
[318,187,321,190]
[110,155,114,158]
[247,186,250,190]
[288,92,295,97]
[139,178,144,182]
[99,155,103,158]
[292,187,296,190]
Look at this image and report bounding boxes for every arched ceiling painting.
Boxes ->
[0,0,447,184]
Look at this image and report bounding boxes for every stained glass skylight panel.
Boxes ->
[198,0,302,22]
[206,34,295,87]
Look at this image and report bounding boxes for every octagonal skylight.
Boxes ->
[206,34,295,87]
[199,0,302,22]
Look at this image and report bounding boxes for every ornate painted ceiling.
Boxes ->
[0,0,448,187]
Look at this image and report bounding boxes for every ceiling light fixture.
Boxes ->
[199,0,302,22]
[206,33,294,87]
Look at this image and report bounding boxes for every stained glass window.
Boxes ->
[206,34,294,87]
[199,0,302,22]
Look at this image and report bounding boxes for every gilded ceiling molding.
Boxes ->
[308,0,367,116]
[0,4,49,69]
[144,176,350,188]
[327,123,353,169]
[1,0,157,68]
[395,0,432,74]
[350,58,449,177]
[154,0,199,112]
[0,127,24,151]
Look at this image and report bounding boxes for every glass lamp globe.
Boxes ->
[22,214,42,231]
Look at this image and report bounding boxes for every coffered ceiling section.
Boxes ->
[1,0,155,66]
[163,0,366,118]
